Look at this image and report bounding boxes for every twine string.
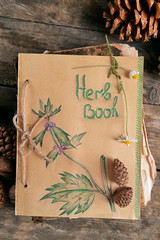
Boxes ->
[13,80,53,187]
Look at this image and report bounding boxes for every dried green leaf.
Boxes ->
[38,110,45,117]
[46,105,50,113]
[46,161,49,168]
[31,109,39,116]
[49,104,53,112]
[119,81,123,93]
[33,129,46,147]
[114,58,119,69]
[47,149,59,161]
[108,68,113,78]
[45,149,59,167]
[65,132,86,149]
[47,98,51,107]
[50,105,62,117]
[41,172,95,215]
[39,99,44,110]
[52,127,73,147]
[44,104,47,112]
[100,155,110,194]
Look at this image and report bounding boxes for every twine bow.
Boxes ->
[13,80,52,187]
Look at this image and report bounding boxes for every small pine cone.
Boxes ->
[0,180,7,208]
[0,156,14,177]
[9,185,15,204]
[114,187,133,208]
[113,158,129,186]
[0,125,16,161]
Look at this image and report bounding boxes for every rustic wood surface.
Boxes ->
[0,173,159,240]
[0,1,159,239]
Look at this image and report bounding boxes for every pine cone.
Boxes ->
[113,158,129,186]
[0,125,16,161]
[9,185,15,204]
[0,156,14,177]
[114,187,133,207]
[0,180,7,208]
[103,0,160,42]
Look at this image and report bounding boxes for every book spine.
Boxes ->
[135,56,143,219]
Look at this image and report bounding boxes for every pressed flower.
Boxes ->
[44,122,56,131]
[53,144,66,155]
[50,122,56,127]
[44,122,50,131]
[129,70,139,80]
[118,135,137,146]
[44,110,53,119]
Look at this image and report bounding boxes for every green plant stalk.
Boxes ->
[50,127,104,194]
[108,197,115,212]
[49,127,103,192]
[73,35,129,138]
[100,155,110,194]
[122,88,129,136]
[105,34,129,137]
[72,65,129,71]
[105,35,113,57]
[63,152,104,194]
[49,126,115,212]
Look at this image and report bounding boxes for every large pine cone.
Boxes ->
[0,180,7,208]
[114,187,133,207]
[0,126,16,161]
[113,158,129,186]
[103,0,160,42]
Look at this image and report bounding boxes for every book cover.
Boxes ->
[16,53,143,219]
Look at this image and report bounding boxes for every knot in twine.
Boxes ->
[13,80,52,187]
[21,130,30,141]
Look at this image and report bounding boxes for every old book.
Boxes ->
[16,49,144,219]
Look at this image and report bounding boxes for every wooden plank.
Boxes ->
[0,17,111,87]
[0,86,16,110]
[0,172,159,240]
[0,86,16,124]
[0,0,107,32]
[0,17,159,105]
[144,104,160,169]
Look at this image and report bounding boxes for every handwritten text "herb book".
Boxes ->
[76,74,119,119]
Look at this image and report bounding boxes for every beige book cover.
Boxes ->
[16,54,143,219]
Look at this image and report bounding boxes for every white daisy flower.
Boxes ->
[129,70,139,80]
[118,135,137,146]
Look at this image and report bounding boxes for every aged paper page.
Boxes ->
[16,54,143,219]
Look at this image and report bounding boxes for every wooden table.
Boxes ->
[0,1,159,239]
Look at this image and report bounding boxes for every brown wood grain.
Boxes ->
[0,17,159,105]
[0,86,16,110]
[0,172,159,240]
[0,0,107,31]
[144,104,160,169]
[0,17,109,87]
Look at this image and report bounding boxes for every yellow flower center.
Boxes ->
[132,74,138,79]
[125,141,132,145]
